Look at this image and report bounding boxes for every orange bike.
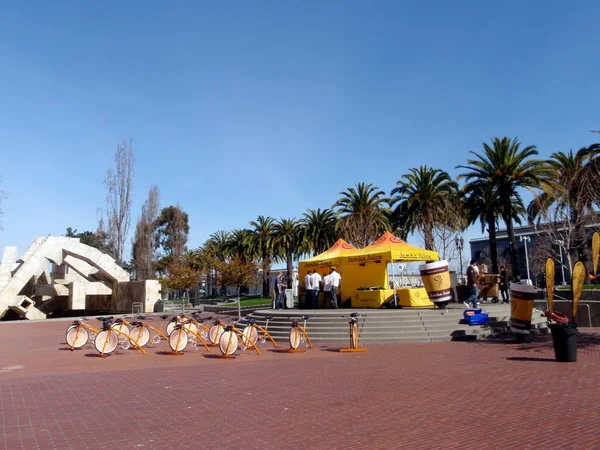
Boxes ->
[166,313,210,339]
[339,313,368,353]
[217,321,261,358]
[127,315,172,347]
[94,317,135,356]
[168,317,211,354]
[242,315,278,348]
[66,317,100,350]
[207,318,227,345]
[285,316,313,352]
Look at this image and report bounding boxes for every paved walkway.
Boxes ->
[0,319,599,449]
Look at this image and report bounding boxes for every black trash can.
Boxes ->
[549,322,577,362]
[154,300,164,313]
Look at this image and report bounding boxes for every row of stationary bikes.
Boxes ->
[65,312,321,357]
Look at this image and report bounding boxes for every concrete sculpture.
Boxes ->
[0,236,160,320]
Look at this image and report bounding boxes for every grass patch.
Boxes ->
[557,285,599,291]
[220,297,272,308]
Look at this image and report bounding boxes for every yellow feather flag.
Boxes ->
[572,261,586,318]
[592,232,600,277]
[546,258,555,314]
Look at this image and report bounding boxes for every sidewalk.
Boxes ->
[0,319,599,449]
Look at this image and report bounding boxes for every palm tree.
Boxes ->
[249,215,277,297]
[273,218,302,289]
[300,208,338,255]
[457,137,548,281]
[527,145,600,269]
[224,229,255,263]
[461,181,525,274]
[390,166,459,251]
[207,230,230,261]
[333,182,390,248]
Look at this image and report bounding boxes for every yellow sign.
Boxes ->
[510,284,537,334]
[572,261,586,318]
[546,258,554,314]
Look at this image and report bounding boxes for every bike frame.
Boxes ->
[339,314,368,353]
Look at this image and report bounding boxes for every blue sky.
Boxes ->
[1,0,599,261]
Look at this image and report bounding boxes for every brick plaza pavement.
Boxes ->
[0,318,599,449]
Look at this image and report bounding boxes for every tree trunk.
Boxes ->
[424,224,434,251]
[504,199,520,281]
[486,211,499,274]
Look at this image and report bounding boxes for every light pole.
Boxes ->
[520,235,531,284]
[557,240,566,286]
[455,236,464,285]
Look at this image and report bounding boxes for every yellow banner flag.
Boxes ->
[593,232,600,277]
[546,258,555,314]
[572,261,586,318]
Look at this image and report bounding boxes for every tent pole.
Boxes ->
[392,262,397,307]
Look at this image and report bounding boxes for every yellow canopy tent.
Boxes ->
[342,232,439,307]
[298,239,357,307]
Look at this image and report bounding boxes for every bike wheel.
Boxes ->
[169,329,188,352]
[66,326,88,349]
[219,330,239,356]
[289,327,301,350]
[351,323,358,349]
[166,322,176,336]
[151,334,161,344]
[111,323,131,344]
[242,326,258,346]
[129,326,150,347]
[94,330,119,354]
[208,325,224,344]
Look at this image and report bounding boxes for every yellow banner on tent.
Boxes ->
[342,231,439,263]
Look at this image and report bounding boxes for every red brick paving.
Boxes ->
[0,319,599,449]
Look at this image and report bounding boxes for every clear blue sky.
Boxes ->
[1,0,599,260]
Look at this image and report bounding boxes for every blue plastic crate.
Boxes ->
[463,309,489,325]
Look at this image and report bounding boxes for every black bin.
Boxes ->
[549,322,577,362]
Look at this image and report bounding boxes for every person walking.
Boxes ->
[499,265,509,304]
[328,266,341,309]
[310,270,322,309]
[322,271,331,309]
[464,260,480,309]
[304,270,314,309]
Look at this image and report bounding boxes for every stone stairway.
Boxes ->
[235,304,549,344]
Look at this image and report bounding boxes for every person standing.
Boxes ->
[464,260,480,309]
[310,270,322,309]
[499,265,509,304]
[304,270,314,309]
[328,266,341,309]
[322,271,331,309]
[275,272,284,309]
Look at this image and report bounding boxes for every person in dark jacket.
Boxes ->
[499,265,509,304]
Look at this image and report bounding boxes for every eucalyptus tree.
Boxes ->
[457,137,548,281]
[390,166,459,251]
[333,182,390,248]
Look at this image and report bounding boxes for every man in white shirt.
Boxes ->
[323,272,331,308]
[310,270,322,309]
[328,266,342,309]
[304,270,314,309]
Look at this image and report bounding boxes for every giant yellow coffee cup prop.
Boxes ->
[510,283,538,334]
[419,260,452,303]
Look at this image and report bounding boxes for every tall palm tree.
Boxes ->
[527,145,600,269]
[333,182,390,248]
[273,218,302,289]
[300,208,338,255]
[224,229,255,263]
[390,166,459,251]
[249,215,277,297]
[457,137,548,281]
[461,181,525,274]
[207,230,230,261]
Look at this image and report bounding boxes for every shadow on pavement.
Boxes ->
[505,356,555,362]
